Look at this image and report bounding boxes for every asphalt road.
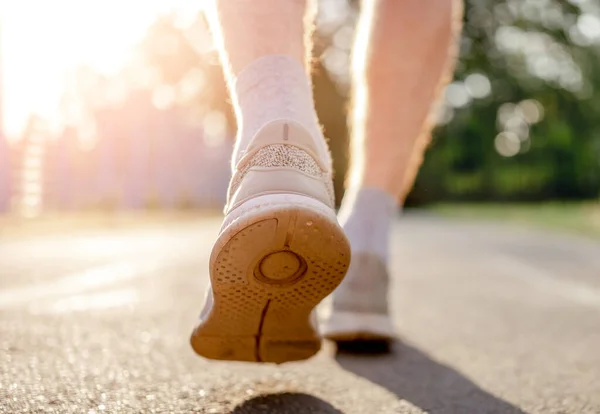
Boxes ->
[1,214,600,413]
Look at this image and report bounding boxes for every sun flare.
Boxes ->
[1,0,203,140]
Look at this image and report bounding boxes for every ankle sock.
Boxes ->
[233,55,330,166]
[338,187,398,263]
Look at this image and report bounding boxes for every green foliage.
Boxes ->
[410,0,600,203]
[131,0,600,205]
[313,0,600,204]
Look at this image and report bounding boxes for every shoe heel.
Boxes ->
[259,337,321,364]
[191,193,350,363]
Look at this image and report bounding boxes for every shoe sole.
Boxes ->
[323,310,396,342]
[190,194,350,363]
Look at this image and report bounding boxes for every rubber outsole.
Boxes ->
[322,310,396,343]
[190,195,350,364]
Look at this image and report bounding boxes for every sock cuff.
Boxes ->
[232,54,329,168]
[340,186,397,219]
[339,186,397,263]
[234,55,311,98]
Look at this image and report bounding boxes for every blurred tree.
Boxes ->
[313,0,600,204]
[138,13,235,132]
[411,0,600,203]
[86,1,600,206]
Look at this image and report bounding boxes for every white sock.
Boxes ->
[338,187,398,263]
[232,55,329,166]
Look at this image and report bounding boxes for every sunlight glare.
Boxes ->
[1,0,204,139]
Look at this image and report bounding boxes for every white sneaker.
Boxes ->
[190,120,350,363]
[323,252,396,342]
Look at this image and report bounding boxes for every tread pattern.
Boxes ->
[191,206,350,363]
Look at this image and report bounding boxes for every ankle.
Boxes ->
[339,186,398,262]
[232,55,327,165]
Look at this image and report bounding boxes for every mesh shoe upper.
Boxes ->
[224,120,336,214]
[331,252,390,315]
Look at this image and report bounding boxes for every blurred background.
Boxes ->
[2,3,600,411]
[1,0,599,236]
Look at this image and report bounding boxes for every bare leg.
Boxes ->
[206,0,313,75]
[348,0,463,201]
[325,0,463,341]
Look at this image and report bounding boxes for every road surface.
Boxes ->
[1,214,600,413]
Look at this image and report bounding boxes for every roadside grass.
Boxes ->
[429,202,600,240]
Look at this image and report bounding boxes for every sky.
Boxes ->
[1,0,203,140]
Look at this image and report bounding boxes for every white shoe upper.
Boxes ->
[224,119,335,215]
[323,252,396,339]
[200,119,337,325]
